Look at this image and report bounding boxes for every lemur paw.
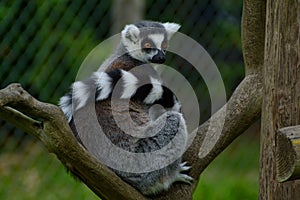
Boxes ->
[180,161,191,171]
[176,162,193,184]
[176,173,193,184]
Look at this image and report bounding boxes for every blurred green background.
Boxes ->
[0,0,259,199]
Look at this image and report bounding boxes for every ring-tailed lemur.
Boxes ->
[59,21,192,195]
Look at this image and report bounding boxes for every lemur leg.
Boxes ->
[126,111,192,195]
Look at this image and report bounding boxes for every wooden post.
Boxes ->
[259,0,300,199]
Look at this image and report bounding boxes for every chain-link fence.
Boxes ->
[0,1,259,199]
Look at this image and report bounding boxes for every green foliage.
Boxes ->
[194,130,259,200]
[0,141,99,200]
[0,1,110,103]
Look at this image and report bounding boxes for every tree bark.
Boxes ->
[111,0,145,34]
[259,0,300,199]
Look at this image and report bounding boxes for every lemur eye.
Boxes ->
[161,42,167,50]
[144,42,152,49]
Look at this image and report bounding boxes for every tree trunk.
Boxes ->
[259,0,300,199]
[111,0,145,34]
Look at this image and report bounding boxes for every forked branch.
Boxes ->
[0,76,262,200]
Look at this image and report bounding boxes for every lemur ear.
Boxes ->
[121,24,140,44]
[163,22,181,40]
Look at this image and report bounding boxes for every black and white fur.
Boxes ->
[59,21,192,196]
[59,68,181,123]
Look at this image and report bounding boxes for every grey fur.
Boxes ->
[59,21,192,196]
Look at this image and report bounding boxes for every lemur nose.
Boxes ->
[151,50,166,64]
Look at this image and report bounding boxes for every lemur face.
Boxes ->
[121,21,180,63]
[140,33,167,64]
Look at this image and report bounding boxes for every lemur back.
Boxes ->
[59,21,192,196]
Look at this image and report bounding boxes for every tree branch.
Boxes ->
[187,74,262,174]
[151,76,263,200]
[241,0,266,76]
[0,83,146,200]
[0,106,43,139]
